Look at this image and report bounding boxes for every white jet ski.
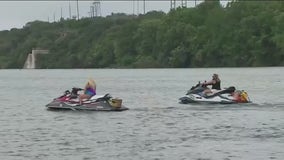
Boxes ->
[179,82,251,104]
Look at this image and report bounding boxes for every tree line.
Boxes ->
[0,0,283,69]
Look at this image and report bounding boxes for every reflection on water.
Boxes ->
[0,68,283,160]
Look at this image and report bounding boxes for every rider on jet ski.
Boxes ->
[79,78,96,105]
[202,73,221,95]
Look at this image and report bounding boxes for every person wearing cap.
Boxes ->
[202,74,221,95]
[79,78,96,105]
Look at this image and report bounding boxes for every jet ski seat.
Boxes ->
[205,86,236,98]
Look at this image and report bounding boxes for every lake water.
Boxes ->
[0,68,283,160]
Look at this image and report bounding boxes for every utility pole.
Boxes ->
[69,0,71,19]
[132,0,135,15]
[143,0,145,14]
[76,0,80,20]
[60,7,63,20]
[137,0,139,15]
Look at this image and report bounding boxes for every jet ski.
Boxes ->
[46,87,129,111]
[179,82,251,104]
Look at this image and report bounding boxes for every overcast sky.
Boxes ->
[0,1,228,31]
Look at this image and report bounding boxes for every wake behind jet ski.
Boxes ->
[179,82,251,104]
[46,87,128,111]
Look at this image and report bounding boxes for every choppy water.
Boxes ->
[0,68,283,160]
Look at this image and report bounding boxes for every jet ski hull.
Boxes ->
[46,100,128,111]
[179,94,236,104]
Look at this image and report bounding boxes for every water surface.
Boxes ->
[0,68,283,160]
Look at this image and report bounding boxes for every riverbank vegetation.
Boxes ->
[0,0,283,68]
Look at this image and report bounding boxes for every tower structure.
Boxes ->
[181,0,187,7]
[132,0,146,15]
[69,0,72,19]
[93,1,101,17]
[170,0,176,10]
[90,5,95,18]
[90,1,101,18]
[137,0,139,15]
